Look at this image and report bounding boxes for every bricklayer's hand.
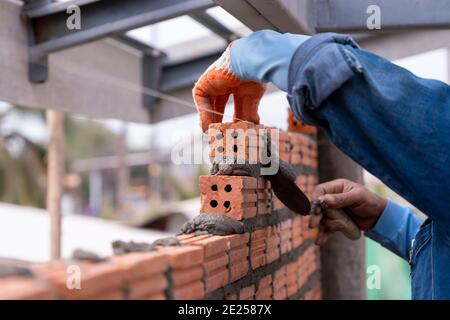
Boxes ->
[309,179,387,245]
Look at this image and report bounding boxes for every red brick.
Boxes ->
[225,293,237,300]
[205,268,229,293]
[257,178,270,189]
[178,234,210,244]
[251,228,267,240]
[111,251,168,281]
[257,190,272,200]
[266,235,280,249]
[230,260,249,282]
[199,175,257,192]
[159,246,204,269]
[257,201,271,214]
[258,275,272,288]
[229,245,249,264]
[33,261,123,299]
[144,292,166,300]
[205,253,228,273]
[272,194,284,210]
[290,153,302,165]
[94,290,123,300]
[0,276,55,300]
[286,262,298,275]
[251,239,266,251]
[255,286,272,300]
[287,283,298,297]
[273,287,287,300]
[239,285,255,299]
[201,194,257,220]
[128,274,167,299]
[279,151,290,163]
[280,241,293,254]
[172,281,204,300]
[266,249,280,264]
[171,266,203,286]
[223,233,250,249]
[184,235,229,258]
[250,253,266,269]
[280,219,292,230]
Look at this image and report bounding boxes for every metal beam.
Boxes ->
[25,0,215,54]
[22,0,215,82]
[189,12,238,42]
[213,0,311,34]
[215,0,450,34]
[112,35,162,57]
[160,49,224,92]
[112,35,168,109]
[312,0,450,33]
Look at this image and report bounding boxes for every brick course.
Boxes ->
[0,116,321,300]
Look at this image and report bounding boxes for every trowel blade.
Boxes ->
[267,171,311,215]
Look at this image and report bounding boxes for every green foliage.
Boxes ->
[0,105,118,208]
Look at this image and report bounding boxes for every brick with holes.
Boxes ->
[208,122,266,162]
[287,108,317,135]
[199,175,258,220]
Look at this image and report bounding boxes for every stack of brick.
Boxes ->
[250,228,267,269]
[160,245,204,299]
[111,251,168,299]
[255,275,272,300]
[224,233,250,283]
[177,234,229,294]
[286,261,299,297]
[273,265,287,300]
[32,260,123,299]
[0,111,322,301]
[266,225,281,264]
[0,273,55,300]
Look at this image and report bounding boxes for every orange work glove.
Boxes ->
[192,44,266,132]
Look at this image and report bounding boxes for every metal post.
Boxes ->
[318,130,367,299]
[46,110,64,260]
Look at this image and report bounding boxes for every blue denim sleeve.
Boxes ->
[287,33,450,238]
[365,200,424,260]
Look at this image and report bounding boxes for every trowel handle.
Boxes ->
[322,207,361,240]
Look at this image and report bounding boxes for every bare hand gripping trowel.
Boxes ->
[310,196,361,240]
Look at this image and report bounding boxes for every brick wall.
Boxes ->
[0,109,322,300]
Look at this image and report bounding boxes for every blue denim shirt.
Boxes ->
[287,33,450,299]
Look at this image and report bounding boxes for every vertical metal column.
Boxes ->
[46,110,64,260]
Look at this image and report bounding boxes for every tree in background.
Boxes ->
[0,105,118,208]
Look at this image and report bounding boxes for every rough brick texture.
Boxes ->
[0,116,321,300]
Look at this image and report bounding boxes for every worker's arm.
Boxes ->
[311,179,424,260]
[365,200,424,261]
[231,31,450,237]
